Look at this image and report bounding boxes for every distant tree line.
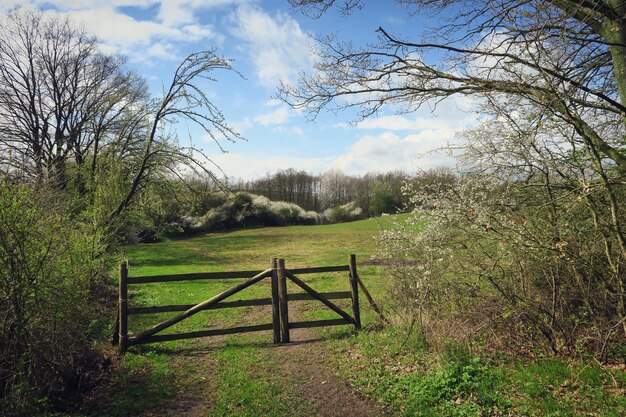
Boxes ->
[131,167,456,242]
[219,167,455,215]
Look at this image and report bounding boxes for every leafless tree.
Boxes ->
[283,0,626,349]
[0,9,147,189]
[0,8,241,222]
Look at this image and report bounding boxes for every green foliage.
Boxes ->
[505,359,626,416]
[330,327,507,416]
[0,184,108,416]
[378,173,626,358]
[402,354,507,417]
[323,201,364,223]
[370,181,404,215]
[334,325,626,417]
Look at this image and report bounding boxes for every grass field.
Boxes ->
[103,217,397,417]
[53,216,626,417]
[122,217,399,342]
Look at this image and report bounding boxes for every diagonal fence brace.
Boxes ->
[285,270,356,325]
[129,268,272,346]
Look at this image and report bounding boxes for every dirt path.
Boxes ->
[143,303,387,417]
[269,326,387,417]
[141,337,225,417]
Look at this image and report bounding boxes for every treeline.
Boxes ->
[137,167,456,241]
[236,169,406,214]
[223,167,455,215]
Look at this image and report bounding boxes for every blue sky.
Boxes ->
[1,0,475,179]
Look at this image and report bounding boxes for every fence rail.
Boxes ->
[115,255,373,353]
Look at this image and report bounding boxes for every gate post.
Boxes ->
[270,258,281,343]
[277,258,290,343]
[349,254,362,330]
[119,260,129,353]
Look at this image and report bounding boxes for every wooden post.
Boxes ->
[348,254,362,330]
[119,261,129,353]
[270,258,281,343]
[277,258,290,343]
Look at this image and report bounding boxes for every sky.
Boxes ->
[0,0,476,179]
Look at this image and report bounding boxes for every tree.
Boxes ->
[0,8,241,227]
[0,10,242,412]
[107,49,240,222]
[283,0,626,354]
[0,9,147,190]
[370,180,402,215]
[283,0,626,179]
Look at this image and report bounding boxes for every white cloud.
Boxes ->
[7,1,227,62]
[62,7,178,44]
[232,104,298,133]
[33,1,152,9]
[158,0,245,25]
[353,95,478,132]
[208,128,458,179]
[145,42,176,60]
[254,106,291,126]
[331,131,456,175]
[230,4,315,88]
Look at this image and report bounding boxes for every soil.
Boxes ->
[269,326,388,417]
[142,303,388,417]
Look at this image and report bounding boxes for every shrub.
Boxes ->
[190,192,320,232]
[0,185,107,416]
[323,201,364,223]
[370,180,404,215]
[402,353,508,416]
[377,173,626,359]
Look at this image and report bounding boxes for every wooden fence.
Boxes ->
[114,255,371,353]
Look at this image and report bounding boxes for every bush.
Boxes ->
[370,180,405,215]
[377,173,626,359]
[403,353,508,416]
[323,201,364,223]
[190,192,320,233]
[0,185,106,416]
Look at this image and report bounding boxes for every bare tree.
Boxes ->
[109,50,241,221]
[0,8,241,224]
[282,0,626,350]
[283,1,626,169]
[0,9,147,189]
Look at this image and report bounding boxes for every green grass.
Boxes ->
[329,325,626,417]
[98,217,397,417]
[122,217,398,341]
[54,214,626,417]
[505,359,626,416]
[210,337,313,417]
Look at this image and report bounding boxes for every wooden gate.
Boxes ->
[114,255,364,353]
